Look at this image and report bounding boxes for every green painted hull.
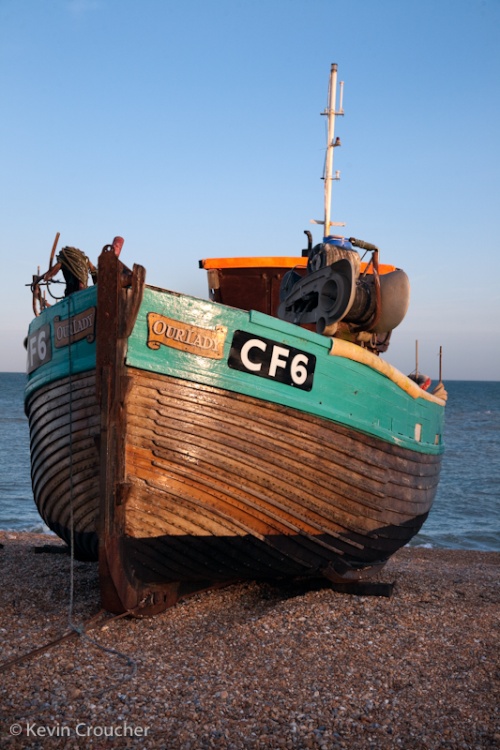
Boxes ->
[25,285,97,401]
[127,287,444,455]
[26,284,444,456]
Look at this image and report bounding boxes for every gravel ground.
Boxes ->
[0,531,498,749]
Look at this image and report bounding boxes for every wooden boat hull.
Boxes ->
[25,251,445,614]
[117,370,440,575]
[25,371,100,560]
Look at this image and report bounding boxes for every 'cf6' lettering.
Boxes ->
[228,331,315,391]
[240,339,309,385]
[27,324,52,374]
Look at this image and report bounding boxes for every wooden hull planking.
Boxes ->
[25,371,100,560]
[118,370,440,590]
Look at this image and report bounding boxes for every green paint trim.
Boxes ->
[24,284,444,455]
[24,286,97,403]
[126,287,445,455]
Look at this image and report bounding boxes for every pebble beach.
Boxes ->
[0,531,498,749]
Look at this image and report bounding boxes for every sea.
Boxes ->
[0,374,498,551]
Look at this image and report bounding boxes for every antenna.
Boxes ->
[310,64,345,237]
[324,63,337,237]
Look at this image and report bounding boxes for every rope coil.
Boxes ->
[57,246,93,288]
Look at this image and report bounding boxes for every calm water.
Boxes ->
[0,374,498,551]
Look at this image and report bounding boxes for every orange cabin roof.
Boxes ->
[200,256,397,275]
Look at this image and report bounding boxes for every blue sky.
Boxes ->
[1,0,498,380]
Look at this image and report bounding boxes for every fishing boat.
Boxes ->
[25,65,446,615]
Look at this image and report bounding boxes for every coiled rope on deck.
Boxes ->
[57,246,92,288]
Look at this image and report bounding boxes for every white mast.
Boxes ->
[312,64,345,237]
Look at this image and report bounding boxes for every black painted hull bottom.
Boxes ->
[121,514,429,585]
[49,523,98,561]
[51,511,428,581]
